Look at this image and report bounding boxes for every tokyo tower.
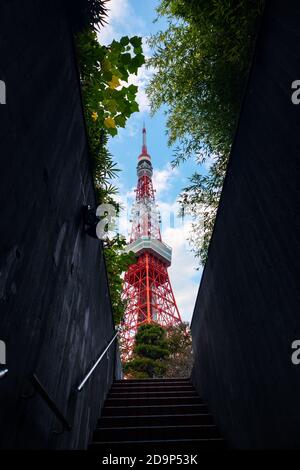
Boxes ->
[121,126,182,359]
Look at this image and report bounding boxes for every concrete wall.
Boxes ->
[191,0,300,449]
[0,0,120,449]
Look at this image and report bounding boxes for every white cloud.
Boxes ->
[202,152,218,171]
[127,64,153,113]
[98,0,135,44]
[163,223,201,323]
[97,0,145,44]
[155,184,201,323]
[152,164,179,198]
[112,118,140,143]
[131,38,154,113]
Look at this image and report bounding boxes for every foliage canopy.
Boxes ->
[124,322,193,378]
[76,29,145,324]
[147,0,264,264]
[124,323,170,378]
[165,323,193,378]
[103,235,136,326]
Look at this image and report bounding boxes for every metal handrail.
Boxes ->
[0,368,8,379]
[20,329,121,433]
[77,329,120,392]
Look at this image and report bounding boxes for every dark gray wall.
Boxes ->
[0,0,120,449]
[191,0,300,449]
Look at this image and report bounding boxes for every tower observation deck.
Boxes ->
[121,126,182,359]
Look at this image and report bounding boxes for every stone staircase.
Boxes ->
[90,378,225,454]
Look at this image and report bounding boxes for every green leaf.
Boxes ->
[130,101,139,113]
[130,36,142,48]
[102,70,113,81]
[110,39,122,53]
[105,99,118,112]
[120,36,130,46]
[120,53,132,65]
[134,46,143,55]
[128,84,138,95]
[114,114,126,127]
[107,127,118,137]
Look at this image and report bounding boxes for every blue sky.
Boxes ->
[98,0,202,323]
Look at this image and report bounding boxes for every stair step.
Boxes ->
[90,437,226,452]
[108,390,198,399]
[105,396,202,407]
[98,413,214,428]
[94,424,219,442]
[91,379,225,451]
[102,403,209,416]
[114,379,190,386]
[115,378,190,382]
[111,385,195,393]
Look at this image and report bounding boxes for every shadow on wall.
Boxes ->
[0,0,121,449]
[191,0,300,449]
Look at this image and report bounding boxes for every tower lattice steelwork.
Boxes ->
[121,127,182,359]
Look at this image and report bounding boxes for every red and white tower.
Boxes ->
[121,126,182,359]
